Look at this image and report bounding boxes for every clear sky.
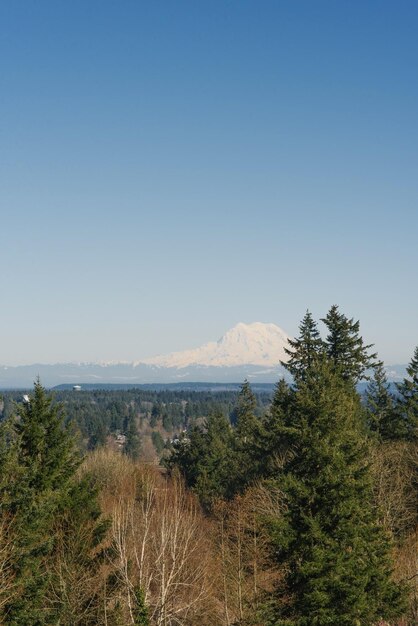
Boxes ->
[1,0,417,365]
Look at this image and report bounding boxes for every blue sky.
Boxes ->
[1,0,417,365]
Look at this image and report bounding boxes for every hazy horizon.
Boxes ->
[1,1,417,365]
[0,319,412,368]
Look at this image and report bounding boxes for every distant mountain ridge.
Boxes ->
[0,322,408,388]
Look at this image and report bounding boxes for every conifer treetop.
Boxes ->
[321,304,379,384]
[283,310,324,382]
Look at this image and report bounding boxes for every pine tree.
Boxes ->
[395,346,418,441]
[282,311,324,382]
[321,304,378,384]
[365,362,401,440]
[266,361,405,626]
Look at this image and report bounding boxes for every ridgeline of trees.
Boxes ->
[0,305,416,625]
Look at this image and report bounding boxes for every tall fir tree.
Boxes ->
[234,380,265,489]
[365,361,402,440]
[0,380,107,625]
[321,304,378,384]
[261,378,294,477]
[282,310,324,382]
[235,380,258,442]
[395,345,418,441]
[47,477,109,625]
[125,417,142,460]
[168,410,236,510]
[265,361,405,626]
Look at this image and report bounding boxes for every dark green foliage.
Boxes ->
[125,417,142,460]
[283,310,324,382]
[168,382,273,507]
[107,400,125,432]
[168,411,236,511]
[162,411,173,431]
[395,346,418,441]
[48,478,110,625]
[235,380,257,440]
[321,304,378,384]
[261,378,294,477]
[134,587,149,626]
[1,381,80,625]
[88,417,108,450]
[150,402,161,427]
[265,361,405,626]
[234,380,266,490]
[365,362,400,439]
[14,380,80,491]
[0,381,107,625]
[1,387,273,453]
[151,430,165,454]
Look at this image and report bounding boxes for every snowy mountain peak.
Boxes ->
[143,322,291,368]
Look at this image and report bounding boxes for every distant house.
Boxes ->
[73,385,82,391]
[115,433,126,447]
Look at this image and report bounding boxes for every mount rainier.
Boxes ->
[0,323,292,388]
[143,322,290,368]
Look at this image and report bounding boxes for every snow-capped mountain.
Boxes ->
[0,322,292,387]
[143,322,291,368]
[0,319,409,388]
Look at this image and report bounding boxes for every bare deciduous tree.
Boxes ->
[95,451,215,625]
[213,484,283,625]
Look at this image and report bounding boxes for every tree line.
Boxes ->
[0,305,416,624]
[168,306,417,624]
[0,388,270,457]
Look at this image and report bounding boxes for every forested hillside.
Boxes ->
[0,306,416,625]
[0,387,271,462]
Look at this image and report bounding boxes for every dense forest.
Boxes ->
[0,306,416,625]
[0,387,271,462]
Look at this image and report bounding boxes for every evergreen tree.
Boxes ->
[134,587,149,626]
[47,478,109,625]
[151,430,165,454]
[266,361,405,626]
[125,417,142,460]
[162,411,173,432]
[395,345,418,441]
[150,402,161,428]
[283,310,324,382]
[0,380,107,625]
[365,362,401,440]
[168,411,236,510]
[321,304,378,384]
[194,410,237,509]
[234,380,265,489]
[235,380,258,443]
[15,380,80,491]
[261,378,294,477]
